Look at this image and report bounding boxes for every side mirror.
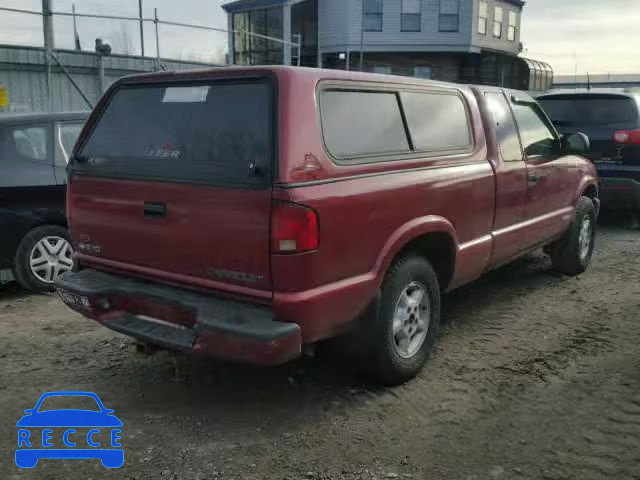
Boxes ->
[105,409,115,414]
[24,409,33,414]
[562,132,590,155]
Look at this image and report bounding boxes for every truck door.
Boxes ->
[510,99,572,245]
[483,91,529,268]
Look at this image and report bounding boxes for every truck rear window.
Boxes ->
[77,80,273,186]
[539,95,639,127]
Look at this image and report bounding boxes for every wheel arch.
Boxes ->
[579,180,600,216]
[373,216,459,291]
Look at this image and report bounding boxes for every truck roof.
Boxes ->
[112,65,471,92]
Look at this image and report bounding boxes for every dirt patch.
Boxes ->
[1,225,639,479]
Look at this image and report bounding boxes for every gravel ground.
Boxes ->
[0,223,638,480]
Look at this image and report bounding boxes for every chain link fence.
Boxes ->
[0,3,300,113]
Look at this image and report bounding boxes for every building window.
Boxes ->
[401,0,421,32]
[233,7,284,65]
[414,66,432,79]
[478,1,488,35]
[508,11,517,41]
[291,0,318,67]
[439,0,459,32]
[364,0,383,32]
[372,65,392,74]
[493,6,503,38]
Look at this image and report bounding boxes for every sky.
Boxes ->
[0,0,639,74]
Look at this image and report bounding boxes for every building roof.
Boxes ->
[222,0,286,13]
[222,0,526,13]
[522,58,553,75]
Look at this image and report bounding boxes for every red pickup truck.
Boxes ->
[56,67,599,384]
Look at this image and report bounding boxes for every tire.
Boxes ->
[550,196,597,276]
[13,225,73,293]
[362,255,441,385]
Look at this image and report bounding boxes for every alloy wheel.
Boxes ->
[29,236,73,284]
[391,281,430,359]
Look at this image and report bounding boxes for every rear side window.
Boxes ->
[78,80,273,185]
[400,91,471,151]
[484,92,522,162]
[319,88,472,162]
[12,126,49,164]
[539,95,639,127]
[56,122,84,166]
[0,123,54,187]
[319,90,410,159]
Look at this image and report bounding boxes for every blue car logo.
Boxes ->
[15,391,123,468]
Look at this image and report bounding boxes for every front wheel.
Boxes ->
[550,196,597,276]
[363,255,441,385]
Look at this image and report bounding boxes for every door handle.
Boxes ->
[143,201,166,218]
[527,172,539,185]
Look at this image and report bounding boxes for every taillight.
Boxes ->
[271,201,319,254]
[613,129,640,145]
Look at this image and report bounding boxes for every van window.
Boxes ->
[319,90,410,160]
[484,92,522,162]
[78,80,273,185]
[400,91,471,152]
[539,95,639,127]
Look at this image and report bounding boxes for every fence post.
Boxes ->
[42,0,54,50]
[154,8,160,71]
[139,0,145,56]
[283,4,291,66]
[42,0,54,111]
[97,54,105,94]
[359,0,365,72]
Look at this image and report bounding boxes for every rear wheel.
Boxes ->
[550,196,596,275]
[14,225,73,293]
[362,255,441,385]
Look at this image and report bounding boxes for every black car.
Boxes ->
[0,111,88,292]
[538,90,640,219]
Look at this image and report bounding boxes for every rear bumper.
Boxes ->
[599,177,640,210]
[55,269,301,365]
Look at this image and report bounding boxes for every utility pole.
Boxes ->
[139,0,145,57]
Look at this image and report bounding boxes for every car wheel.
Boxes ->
[364,255,441,385]
[14,225,74,293]
[550,196,597,276]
